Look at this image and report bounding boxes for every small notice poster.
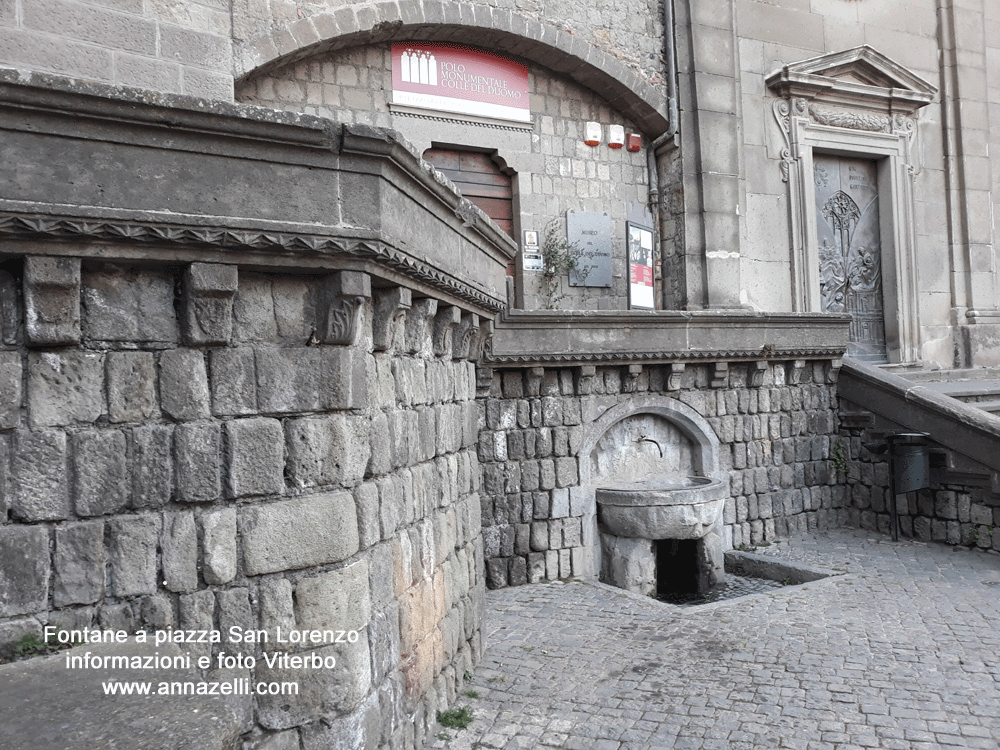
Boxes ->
[391,43,530,124]
[628,222,654,309]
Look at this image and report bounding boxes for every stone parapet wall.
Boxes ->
[0,257,486,750]
[476,357,849,588]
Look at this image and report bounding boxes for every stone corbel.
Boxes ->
[526,366,545,397]
[577,365,597,396]
[404,298,438,354]
[748,361,768,388]
[372,286,412,352]
[452,312,481,361]
[711,362,729,388]
[666,363,685,391]
[470,319,493,362]
[23,256,81,345]
[432,305,462,357]
[826,357,843,384]
[789,359,807,385]
[321,271,371,346]
[624,364,642,393]
[183,262,238,346]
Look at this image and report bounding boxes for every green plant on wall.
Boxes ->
[830,439,848,474]
[539,218,581,309]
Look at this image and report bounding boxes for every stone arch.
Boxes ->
[235,0,670,136]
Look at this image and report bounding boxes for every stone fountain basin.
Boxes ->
[596,475,727,539]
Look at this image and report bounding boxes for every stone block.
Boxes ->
[257,637,372,729]
[11,429,69,520]
[256,347,354,413]
[183,263,238,345]
[355,483,380,549]
[272,276,313,341]
[179,589,215,661]
[551,487,570,518]
[202,507,237,585]
[0,526,49,616]
[174,422,220,503]
[555,457,578,487]
[53,521,104,607]
[242,492,359,575]
[73,429,129,516]
[216,588,253,644]
[23,256,80,345]
[318,271,371,346]
[106,352,157,422]
[0,270,21,346]
[232,275,277,343]
[0,351,21,429]
[259,577,295,650]
[159,349,210,421]
[225,417,284,498]
[295,559,371,632]
[27,351,104,429]
[108,515,160,597]
[209,348,257,416]
[285,416,346,489]
[141,595,174,631]
[81,267,178,342]
[132,424,173,508]
[162,512,198,593]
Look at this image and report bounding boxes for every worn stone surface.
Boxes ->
[0,350,21,429]
[11,429,69,521]
[294,559,371,632]
[225,417,284,498]
[174,422,221,503]
[241,492,359,575]
[27,351,104,429]
[209,347,257,416]
[202,507,237,585]
[131,424,173,508]
[23,256,80,345]
[159,348,211,421]
[0,270,21,346]
[285,415,346,489]
[183,262,238,345]
[161,512,198,593]
[53,521,104,607]
[73,429,129,516]
[0,525,50,616]
[107,515,159,597]
[106,351,157,422]
[82,267,178,343]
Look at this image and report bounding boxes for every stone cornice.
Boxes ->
[484,309,851,367]
[0,207,506,314]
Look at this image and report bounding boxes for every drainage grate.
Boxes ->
[656,573,788,607]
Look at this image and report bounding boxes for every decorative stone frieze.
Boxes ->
[748,361,768,388]
[666,363,685,391]
[453,312,481,361]
[404,299,438,355]
[711,362,729,388]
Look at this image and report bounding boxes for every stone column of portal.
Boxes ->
[676,0,743,309]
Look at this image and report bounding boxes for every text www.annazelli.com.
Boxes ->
[102,679,299,696]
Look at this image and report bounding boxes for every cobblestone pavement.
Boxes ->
[426,529,1000,750]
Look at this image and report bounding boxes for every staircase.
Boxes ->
[896,368,1000,416]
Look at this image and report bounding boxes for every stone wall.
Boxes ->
[0,75,516,750]
[0,0,233,98]
[0,257,486,749]
[477,357,848,588]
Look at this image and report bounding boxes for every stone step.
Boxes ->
[900,367,1000,383]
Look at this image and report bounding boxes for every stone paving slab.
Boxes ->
[425,529,1000,750]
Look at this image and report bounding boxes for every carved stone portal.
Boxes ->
[814,155,886,362]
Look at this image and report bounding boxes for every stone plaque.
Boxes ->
[814,154,887,362]
[567,211,612,287]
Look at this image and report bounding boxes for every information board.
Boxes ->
[628,222,654,309]
[567,211,612,288]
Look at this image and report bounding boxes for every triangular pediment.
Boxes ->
[766,46,936,113]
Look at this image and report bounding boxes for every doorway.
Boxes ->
[813,154,887,362]
[423,147,514,238]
